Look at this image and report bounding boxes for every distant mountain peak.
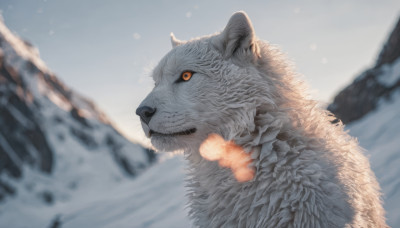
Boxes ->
[328,16,400,124]
[0,19,48,74]
[376,17,400,68]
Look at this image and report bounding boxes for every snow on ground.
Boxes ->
[0,154,190,228]
[61,154,190,228]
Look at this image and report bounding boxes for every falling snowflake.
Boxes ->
[133,33,141,40]
[309,43,317,51]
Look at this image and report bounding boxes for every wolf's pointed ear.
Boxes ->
[170,33,185,48]
[213,11,260,59]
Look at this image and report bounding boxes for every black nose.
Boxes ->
[136,106,156,125]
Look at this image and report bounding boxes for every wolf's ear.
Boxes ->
[213,11,260,59]
[170,33,185,48]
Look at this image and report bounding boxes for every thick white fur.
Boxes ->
[138,11,387,227]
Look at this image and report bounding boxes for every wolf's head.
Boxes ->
[136,12,282,152]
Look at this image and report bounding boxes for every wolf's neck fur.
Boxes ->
[184,100,385,227]
[184,107,333,227]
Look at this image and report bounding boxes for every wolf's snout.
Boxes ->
[136,106,156,125]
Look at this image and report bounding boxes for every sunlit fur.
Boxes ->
[199,134,255,182]
[138,11,387,227]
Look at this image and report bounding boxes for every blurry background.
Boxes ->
[0,1,399,227]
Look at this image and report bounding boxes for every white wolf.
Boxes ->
[136,11,387,227]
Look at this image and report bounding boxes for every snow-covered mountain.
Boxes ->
[328,17,400,125]
[329,17,400,227]
[0,18,156,226]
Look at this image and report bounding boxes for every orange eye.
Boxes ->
[181,71,193,81]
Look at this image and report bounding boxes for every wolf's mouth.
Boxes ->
[150,128,196,137]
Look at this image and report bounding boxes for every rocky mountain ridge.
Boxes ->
[0,18,155,202]
[328,17,400,124]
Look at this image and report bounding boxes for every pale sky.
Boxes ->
[1,0,399,144]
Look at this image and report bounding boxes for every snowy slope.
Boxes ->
[61,154,190,228]
[0,17,156,226]
[0,154,189,228]
[346,91,400,227]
